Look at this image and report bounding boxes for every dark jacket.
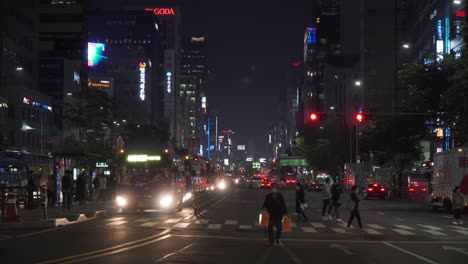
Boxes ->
[296,187,306,204]
[263,192,287,218]
[331,185,341,205]
[350,192,360,211]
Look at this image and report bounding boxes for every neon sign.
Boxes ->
[436,20,443,40]
[307,27,317,45]
[88,42,107,67]
[144,8,176,16]
[166,71,172,93]
[139,62,146,101]
[22,97,52,112]
[456,10,466,18]
[127,155,161,162]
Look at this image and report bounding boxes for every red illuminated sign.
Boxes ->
[291,61,301,67]
[145,8,175,16]
[456,10,466,18]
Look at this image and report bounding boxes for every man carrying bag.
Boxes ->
[262,183,287,245]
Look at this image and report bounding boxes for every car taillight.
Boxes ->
[422,188,427,192]
[409,188,414,192]
[380,188,385,192]
[368,188,373,192]
[373,184,378,187]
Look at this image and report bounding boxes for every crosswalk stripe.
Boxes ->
[194,219,209,224]
[332,228,350,233]
[364,228,381,235]
[339,223,354,229]
[392,229,415,235]
[173,223,190,229]
[239,225,252,230]
[310,222,326,228]
[367,224,385,230]
[423,230,447,236]
[106,217,124,222]
[418,225,442,230]
[139,222,158,227]
[301,227,317,233]
[165,218,181,223]
[453,230,468,235]
[106,221,127,226]
[225,220,238,225]
[450,225,468,231]
[394,225,414,230]
[135,218,151,222]
[207,224,222,230]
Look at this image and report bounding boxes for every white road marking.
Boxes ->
[225,220,238,225]
[364,229,382,235]
[106,217,124,222]
[453,230,468,235]
[184,214,194,220]
[310,222,326,228]
[155,243,196,262]
[394,225,414,230]
[207,224,222,230]
[135,218,151,222]
[332,228,350,233]
[239,225,252,230]
[442,216,453,219]
[330,244,353,255]
[418,225,443,230]
[105,221,127,226]
[423,230,448,236]
[194,219,209,224]
[139,222,158,227]
[394,218,405,221]
[301,227,317,233]
[367,224,385,230]
[392,229,415,235]
[377,212,385,215]
[339,223,354,229]
[450,225,468,231]
[382,242,439,264]
[172,223,190,229]
[165,218,181,223]
[282,244,304,264]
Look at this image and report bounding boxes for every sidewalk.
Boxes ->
[0,201,117,229]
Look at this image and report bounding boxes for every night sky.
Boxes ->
[95,0,318,157]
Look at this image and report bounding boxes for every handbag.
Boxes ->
[282,216,291,233]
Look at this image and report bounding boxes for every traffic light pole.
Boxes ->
[356,122,360,186]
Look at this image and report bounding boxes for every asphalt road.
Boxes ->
[1,187,467,264]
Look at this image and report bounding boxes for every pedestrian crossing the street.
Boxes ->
[103,216,468,237]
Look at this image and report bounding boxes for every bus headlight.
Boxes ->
[160,195,173,207]
[116,196,128,207]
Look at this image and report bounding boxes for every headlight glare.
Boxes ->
[160,195,173,207]
[116,196,127,207]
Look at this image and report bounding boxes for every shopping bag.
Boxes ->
[300,202,308,211]
[259,211,269,227]
[282,216,291,233]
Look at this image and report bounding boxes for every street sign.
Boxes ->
[252,162,261,169]
[279,158,309,167]
[96,162,109,168]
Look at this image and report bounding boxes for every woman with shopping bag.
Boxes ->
[262,183,288,245]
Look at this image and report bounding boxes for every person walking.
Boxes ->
[46,175,56,206]
[295,183,308,222]
[61,170,73,209]
[347,185,363,230]
[93,175,100,201]
[76,173,87,205]
[452,186,464,225]
[321,178,332,220]
[99,174,107,201]
[328,183,342,222]
[262,183,288,245]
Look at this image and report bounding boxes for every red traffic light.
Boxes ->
[310,113,318,121]
[355,113,364,122]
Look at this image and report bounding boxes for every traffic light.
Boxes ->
[185,155,190,160]
[164,149,169,154]
[355,113,364,123]
[119,148,125,155]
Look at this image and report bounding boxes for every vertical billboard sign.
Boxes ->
[139,62,146,101]
[88,42,107,67]
[436,19,444,61]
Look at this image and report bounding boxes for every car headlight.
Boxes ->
[217,181,226,190]
[182,192,192,203]
[160,195,173,207]
[234,179,239,184]
[116,196,127,207]
[210,186,215,190]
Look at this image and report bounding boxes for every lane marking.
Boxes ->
[442,216,452,219]
[364,228,381,235]
[105,221,127,226]
[135,218,151,222]
[172,223,190,229]
[194,219,209,224]
[37,229,171,264]
[239,225,252,230]
[184,214,194,220]
[423,230,448,236]
[281,244,304,264]
[165,218,181,223]
[392,229,415,235]
[394,218,405,221]
[207,224,222,230]
[330,243,353,255]
[0,235,12,240]
[105,217,124,222]
[255,247,274,264]
[454,230,468,235]
[16,228,59,238]
[139,222,158,227]
[301,227,317,233]
[418,225,442,231]
[450,226,468,231]
[225,220,238,225]
[367,224,385,230]
[377,212,384,215]
[382,241,440,264]
[310,222,326,228]
[155,243,196,262]
[394,225,414,230]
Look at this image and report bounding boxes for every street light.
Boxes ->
[454,0,462,5]
[402,43,410,49]
[16,67,23,71]
[354,80,362,86]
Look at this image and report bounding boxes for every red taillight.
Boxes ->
[144,186,150,190]
[368,188,374,192]
[373,184,378,187]
[380,188,385,192]
[409,188,414,192]
[422,188,427,192]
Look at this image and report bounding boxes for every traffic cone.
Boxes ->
[2,192,20,222]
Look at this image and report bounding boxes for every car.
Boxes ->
[364,183,386,200]
[249,177,262,189]
[261,178,272,188]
